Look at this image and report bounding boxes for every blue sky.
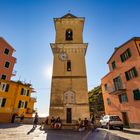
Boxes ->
[0,0,140,116]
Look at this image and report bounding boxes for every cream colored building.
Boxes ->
[49,13,90,124]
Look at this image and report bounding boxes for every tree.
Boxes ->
[88,85,104,118]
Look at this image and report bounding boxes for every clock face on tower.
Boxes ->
[58,52,68,61]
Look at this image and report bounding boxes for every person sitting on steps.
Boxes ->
[54,117,62,129]
[50,116,55,128]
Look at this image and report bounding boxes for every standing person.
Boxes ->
[45,117,49,125]
[11,113,17,123]
[76,118,82,131]
[33,112,38,128]
[20,112,24,123]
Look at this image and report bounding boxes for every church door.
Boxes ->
[67,108,72,123]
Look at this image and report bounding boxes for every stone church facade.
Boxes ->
[49,13,90,124]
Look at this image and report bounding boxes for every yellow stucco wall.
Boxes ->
[0,80,36,123]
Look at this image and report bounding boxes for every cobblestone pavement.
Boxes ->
[0,123,89,140]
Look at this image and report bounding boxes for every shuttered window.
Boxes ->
[5,84,9,92]
[120,48,131,62]
[1,98,6,107]
[133,89,140,100]
[125,67,138,81]
[24,101,28,108]
[18,100,21,108]
[21,88,24,95]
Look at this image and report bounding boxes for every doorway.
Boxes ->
[122,112,129,127]
[66,108,72,123]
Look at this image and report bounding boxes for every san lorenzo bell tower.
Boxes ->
[49,13,90,124]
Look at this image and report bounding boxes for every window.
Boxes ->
[104,84,108,91]
[66,29,73,41]
[107,98,111,105]
[27,90,30,96]
[120,48,131,62]
[0,83,9,92]
[4,48,10,55]
[21,88,29,96]
[125,67,138,81]
[67,60,71,71]
[24,101,28,108]
[18,100,27,108]
[5,62,10,68]
[113,76,123,90]
[133,89,140,100]
[112,61,116,70]
[1,74,6,80]
[0,98,6,107]
[118,93,128,103]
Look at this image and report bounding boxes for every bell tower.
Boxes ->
[49,13,90,124]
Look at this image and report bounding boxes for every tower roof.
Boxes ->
[61,13,77,19]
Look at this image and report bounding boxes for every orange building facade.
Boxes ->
[101,37,140,128]
[0,37,36,123]
[0,37,16,80]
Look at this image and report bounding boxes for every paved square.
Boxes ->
[0,123,89,140]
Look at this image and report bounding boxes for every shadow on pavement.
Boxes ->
[43,129,89,140]
[0,123,22,129]
[27,125,37,135]
[87,129,129,140]
[123,129,140,135]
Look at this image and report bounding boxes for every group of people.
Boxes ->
[50,116,62,129]
[40,116,62,129]
[76,117,95,131]
[12,111,95,131]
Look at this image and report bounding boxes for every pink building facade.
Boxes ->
[101,37,140,128]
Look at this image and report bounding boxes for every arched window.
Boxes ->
[66,29,73,41]
[67,60,71,71]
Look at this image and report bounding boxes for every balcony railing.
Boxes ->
[106,83,126,95]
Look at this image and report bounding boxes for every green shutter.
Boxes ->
[1,98,6,107]
[127,48,131,57]
[120,55,124,62]
[133,89,140,100]
[133,67,138,77]
[125,72,130,81]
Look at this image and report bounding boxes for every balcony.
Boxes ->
[107,83,126,95]
[30,97,37,102]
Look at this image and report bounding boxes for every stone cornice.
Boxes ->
[50,43,88,54]
[52,76,87,79]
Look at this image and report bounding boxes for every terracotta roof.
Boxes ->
[0,37,15,51]
[107,37,140,64]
